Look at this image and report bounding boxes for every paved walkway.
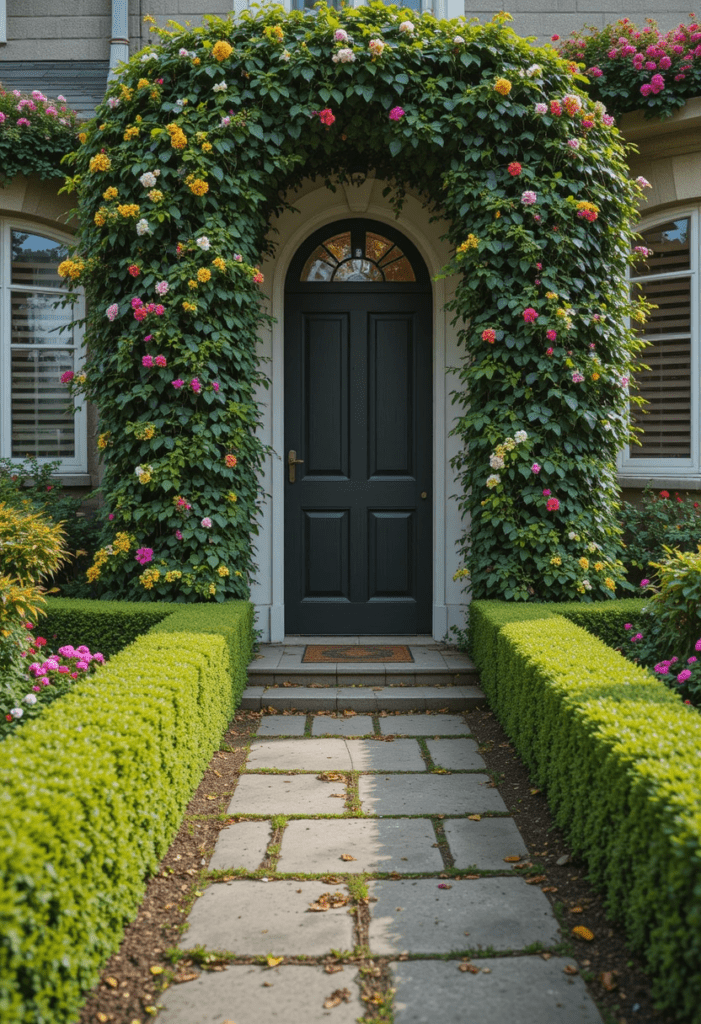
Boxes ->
[155,710,603,1024]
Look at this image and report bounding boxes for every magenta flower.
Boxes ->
[624,623,632,630]
[191,377,202,393]
[60,370,75,384]
[389,106,405,121]
[523,307,538,323]
[546,329,557,341]
[155,304,165,315]
[175,529,183,540]
[155,355,167,367]
[521,190,537,205]
[135,547,154,565]
[546,497,560,511]
[631,633,643,642]
[531,463,541,474]
[106,303,119,321]
[16,118,31,127]
[142,355,154,368]
[212,381,220,392]
[546,347,554,356]
[542,489,551,497]
[108,513,115,520]
[640,579,650,587]
[688,656,698,664]
[131,297,143,309]
[572,371,585,383]
[172,379,185,389]
[677,669,692,683]
[201,517,213,528]
[695,638,701,651]
[654,662,670,675]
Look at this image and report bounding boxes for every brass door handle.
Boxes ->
[288,449,304,483]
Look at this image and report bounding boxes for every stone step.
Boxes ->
[239,684,485,712]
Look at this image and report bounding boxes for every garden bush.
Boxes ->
[0,85,80,181]
[617,487,701,585]
[59,2,645,603]
[470,600,701,1022]
[41,596,174,658]
[0,598,253,1024]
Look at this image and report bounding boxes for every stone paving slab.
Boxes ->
[156,964,362,1024]
[379,714,470,736]
[391,958,603,1024]
[239,685,266,709]
[358,773,508,816]
[366,878,560,954]
[209,820,271,873]
[351,740,426,772]
[242,686,484,712]
[247,738,355,771]
[426,738,486,770]
[181,880,354,955]
[228,774,345,816]
[257,688,338,710]
[443,818,530,871]
[311,715,375,736]
[277,818,444,874]
[257,715,307,736]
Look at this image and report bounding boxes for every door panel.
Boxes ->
[368,313,414,478]
[304,313,350,477]
[368,510,414,598]
[303,510,350,598]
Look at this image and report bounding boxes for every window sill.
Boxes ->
[55,474,93,488]
[617,473,701,491]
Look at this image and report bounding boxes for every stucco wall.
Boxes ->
[462,2,692,40]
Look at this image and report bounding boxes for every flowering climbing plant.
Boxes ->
[61,2,646,603]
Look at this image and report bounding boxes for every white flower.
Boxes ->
[179,47,189,56]
[489,454,505,470]
[568,531,577,540]
[399,20,415,33]
[582,579,592,590]
[24,694,37,705]
[140,51,158,62]
[603,421,612,431]
[139,171,157,188]
[514,430,528,443]
[196,235,211,251]
[281,50,291,61]
[636,176,652,189]
[334,29,348,42]
[107,97,121,109]
[212,81,227,93]
[534,103,548,115]
[454,35,465,44]
[10,707,23,719]
[526,64,542,77]
[486,474,500,489]
[369,38,385,56]
[136,219,151,236]
[332,48,356,64]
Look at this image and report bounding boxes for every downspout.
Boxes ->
[108,0,130,83]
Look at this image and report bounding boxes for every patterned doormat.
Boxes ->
[303,644,414,664]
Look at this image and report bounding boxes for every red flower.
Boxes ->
[35,637,47,646]
[551,34,560,41]
[546,497,560,511]
[507,161,522,176]
[481,328,496,344]
[659,490,669,499]
[128,264,140,277]
[225,454,237,468]
[5,714,12,722]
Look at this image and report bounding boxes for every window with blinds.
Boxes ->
[1,225,86,470]
[629,217,694,461]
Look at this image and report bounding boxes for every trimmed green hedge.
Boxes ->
[469,600,701,1022]
[40,597,174,658]
[0,599,253,1024]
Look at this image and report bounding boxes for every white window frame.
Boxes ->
[618,206,700,486]
[0,0,6,46]
[0,220,87,474]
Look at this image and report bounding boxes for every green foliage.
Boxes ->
[618,487,701,584]
[470,600,701,1022]
[645,546,701,658]
[60,2,643,603]
[557,17,701,120]
[0,86,81,181]
[41,596,174,658]
[0,599,253,1024]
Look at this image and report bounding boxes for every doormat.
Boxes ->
[303,645,414,663]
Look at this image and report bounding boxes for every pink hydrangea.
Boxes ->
[389,106,405,121]
[172,379,185,389]
[201,517,213,528]
[142,355,154,368]
[60,370,75,384]
[135,547,154,565]
[521,190,537,205]
[155,280,169,296]
[106,303,119,321]
[523,307,539,323]
[677,669,692,683]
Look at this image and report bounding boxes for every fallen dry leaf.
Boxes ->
[323,987,351,1009]
[599,971,618,991]
[105,977,119,988]
[340,854,356,862]
[330,793,346,798]
[325,964,344,974]
[563,965,579,976]
[468,815,481,821]
[321,875,343,884]
[459,963,479,973]
[266,956,284,967]
[572,926,594,941]
[541,886,558,893]
[503,855,521,863]
[541,953,552,960]
[318,772,344,782]
[524,875,547,885]
[570,906,584,914]
[465,874,480,880]
[174,971,199,983]
[96,1014,109,1023]
[309,891,350,912]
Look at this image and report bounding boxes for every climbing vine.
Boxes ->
[62,2,647,603]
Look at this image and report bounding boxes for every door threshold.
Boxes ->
[281,634,438,646]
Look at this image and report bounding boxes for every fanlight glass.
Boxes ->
[301,230,416,283]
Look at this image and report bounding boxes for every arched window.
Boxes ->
[0,223,86,472]
[301,228,417,282]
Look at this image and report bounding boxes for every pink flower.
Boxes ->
[602,114,615,126]
[201,517,213,528]
[212,381,220,392]
[389,106,405,121]
[650,73,665,93]
[108,513,115,520]
[191,377,202,393]
[572,371,585,383]
[689,656,698,664]
[521,190,537,205]
[142,355,154,368]
[587,66,603,76]
[334,29,348,42]
[640,579,650,587]
[144,334,153,342]
[531,463,541,474]
[175,529,183,540]
[135,547,154,565]
[546,329,557,341]
[75,661,89,671]
[534,103,547,115]
[678,669,692,683]
[155,354,167,367]
[172,379,184,389]
[106,303,119,321]
[131,296,143,309]
[549,100,562,116]
[546,347,554,356]
[567,138,580,150]
[546,497,560,511]
[60,370,75,384]
[542,488,551,496]
[134,306,148,321]
[155,280,169,296]
[16,118,31,127]
[635,176,652,189]
[624,623,632,630]
[508,161,522,176]
[523,307,538,323]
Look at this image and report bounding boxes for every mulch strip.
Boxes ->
[303,644,413,663]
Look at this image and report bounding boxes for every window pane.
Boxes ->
[11,231,68,289]
[11,348,75,458]
[11,291,76,347]
[630,275,691,458]
[382,256,416,282]
[631,218,690,278]
[301,230,416,282]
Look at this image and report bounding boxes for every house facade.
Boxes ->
[0,0,698,641]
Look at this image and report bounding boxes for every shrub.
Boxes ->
[470,600,701,1022]
[41,596,174,658]
[0,85,81,181]
[0,599,253,1024]
[618,487,701,585]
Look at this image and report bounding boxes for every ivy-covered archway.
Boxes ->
[63,1,647,604]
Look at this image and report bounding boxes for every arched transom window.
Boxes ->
[301,228,417,283]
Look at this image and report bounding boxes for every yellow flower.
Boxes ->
[457,234,480,254]
[94,209,107,227]
[143,13,156,23]
[193,57,201,65]
[89,153,111,173]
[166,122,187,149]
[197,267,212,283]
[97,432,110,450]
[113,532,131,553]
[594,561,604,572]
[217,565,230,577]
[212,39,233,61]
[264,24,284,43]
[187,177,209,196]
[117,203,140,218]
[120,85,133,101]
[188,279,198,289]
[58,259,85,280]
[545,291,558,300]
[550,555,562,566]
[123,125,140,141]
[227,491,237,503]
[103,186,118,200]
[86,565,101,582]
[78,132,87,144]
[201,141,213,153]
[208,583,216,595]
[139,471,152,484]
[494,210,501,218]
[604,577,616,591]
[182,301,197,312]
[578,556,589,571]
[148,188,163,202]
[137,78,150,89]
[212,256,227,271]
[165,570,183,582]
[494,77,512,96]
[591,372,600,381]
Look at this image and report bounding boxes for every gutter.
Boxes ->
[109,0,129,82]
